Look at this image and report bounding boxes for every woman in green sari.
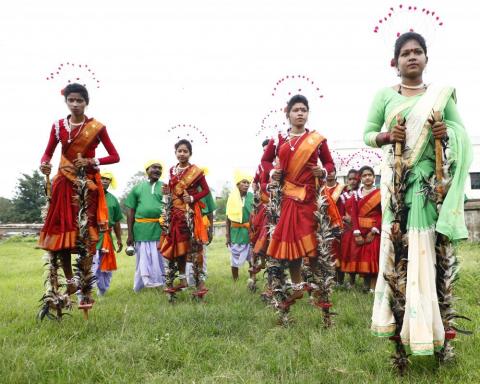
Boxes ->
[364,32,472,356]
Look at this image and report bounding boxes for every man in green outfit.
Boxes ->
[125,160,165,291]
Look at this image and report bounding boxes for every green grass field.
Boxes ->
[0,237,479,384]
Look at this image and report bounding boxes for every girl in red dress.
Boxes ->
[39,83,119,316]
[351,166,381,292]
[160,139,210,297]
[261,95,341,315]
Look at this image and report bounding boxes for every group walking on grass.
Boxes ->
[36,32,473,374]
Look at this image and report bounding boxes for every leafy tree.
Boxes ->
[11,170,47,223]
[0,197,14,223]
[214,182,230,222]
[119,171,146,219]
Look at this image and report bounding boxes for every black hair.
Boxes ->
[262,139,270,147]
[393,32,427,63]
[347,168,358,177]
[359,165,375,177]
[174,139,193,154]
[286,94,309,114]
[64,83,89,105]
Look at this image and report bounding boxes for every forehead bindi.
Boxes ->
[400,40,423,54]
[67,93,85,102]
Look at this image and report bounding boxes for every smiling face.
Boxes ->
[146,164,162,181]
[66,92,87,117]
[288,102,309,128]
[175,144,191,164]
[396,39,427,79]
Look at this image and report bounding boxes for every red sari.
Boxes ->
[351,187,381,275]
[339,190,360,272]
[262,130,341,261]
[38,117,119,254]
[325,182,345,265]
[160,164,210,260]
[250,162,273,255]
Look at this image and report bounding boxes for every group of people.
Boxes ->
[37,31,472,369]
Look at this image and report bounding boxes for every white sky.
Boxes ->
[1,0,478,198]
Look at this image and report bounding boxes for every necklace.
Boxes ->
[286,130,306,151]
[174,164,189,175]
[65,117,86,144]
[400,82,426,90]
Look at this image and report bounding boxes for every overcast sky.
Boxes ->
[1,0,478,198]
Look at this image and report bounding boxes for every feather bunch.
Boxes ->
[160,192,173,235]
[73,168,95,305]
[266,258,291,324]
[164,259,178,288]
[386,155,410,374]
[38,252,72,321]
[313,189,338,328]
[266,180,282,237]
[435,234,472,362]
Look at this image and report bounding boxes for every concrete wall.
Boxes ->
[465,199,480,242]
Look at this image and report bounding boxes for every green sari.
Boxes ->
[364,84,472,355]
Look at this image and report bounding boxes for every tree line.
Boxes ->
[0,170,229,223]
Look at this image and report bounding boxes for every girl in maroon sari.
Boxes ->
[261,95,341,314]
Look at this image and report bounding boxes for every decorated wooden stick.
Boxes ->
[432,110,444,202]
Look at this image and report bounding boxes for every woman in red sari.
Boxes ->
[351,165,381,292]
[249,140,273,277]
[339,169,360,288]
[160,139,210,297]
[39,83,119,312]
[261,94,341,312]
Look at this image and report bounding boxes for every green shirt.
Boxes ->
[125,180,164,241]
[230,192,253,244]
[96,191,123,249]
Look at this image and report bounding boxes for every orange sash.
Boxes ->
[231,222,250,229]
[326,183,344,202]
[100,230,117,271]
[358,189,381,218]
[172,165,204,210]
[192,201,209,244]
[282,131,325,201]
[135,217,160,223]
[286,131,325,181]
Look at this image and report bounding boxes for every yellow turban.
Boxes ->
[226,170,253,223]
[100,171,117,190]
[234,169,253,185]
[144,160,163,172]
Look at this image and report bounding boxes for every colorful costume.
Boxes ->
[365,85,472,355]
[160,165,210,259]
[339,189,360,273]
[39,117,119,253]
[250,162,274,256]
[261,130,340,261]
[125,180,166,291]
[325,182,345,266]
[92,189,123,295]
[186,192,216,286]
[351,187,381,275]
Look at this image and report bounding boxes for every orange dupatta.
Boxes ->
[173,165,209,244]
